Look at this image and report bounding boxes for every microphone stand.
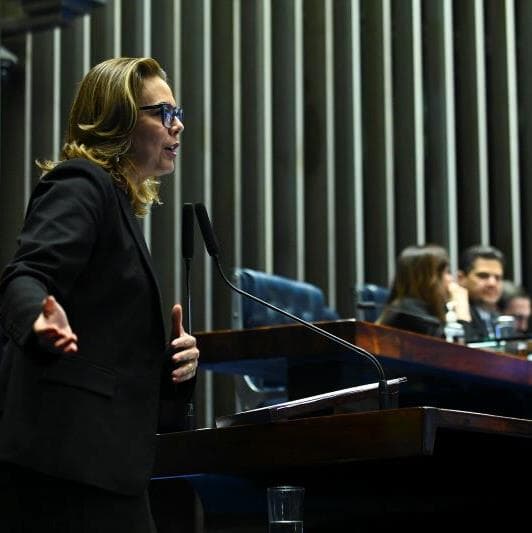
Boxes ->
[181,203,195,429]
[182,255,194,429]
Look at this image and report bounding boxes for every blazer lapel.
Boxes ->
[115,187,165,314]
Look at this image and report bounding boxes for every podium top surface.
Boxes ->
[154,406,532,478]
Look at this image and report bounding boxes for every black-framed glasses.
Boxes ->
[138,103,184,128]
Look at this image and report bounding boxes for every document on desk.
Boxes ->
[215,376,407,428]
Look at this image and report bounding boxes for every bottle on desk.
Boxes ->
[444,302,465,344]
[494,315,517,340]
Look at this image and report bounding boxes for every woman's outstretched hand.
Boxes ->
[168,304,199,383]
[33,295,78,354]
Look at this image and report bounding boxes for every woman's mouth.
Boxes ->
[164,143,179,157]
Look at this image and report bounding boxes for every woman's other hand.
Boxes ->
[33,295,78,354]
[168,304,199,383]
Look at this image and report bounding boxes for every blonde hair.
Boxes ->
[38,57,168,217]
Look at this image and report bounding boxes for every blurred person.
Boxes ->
[498,281,531,335]
[457,245,505,340]
[0,57,198,532]
[377,244,471,338]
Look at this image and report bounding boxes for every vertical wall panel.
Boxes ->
[442,0,458,267]
[381,0,395,280]
[333,0,362,314]
[240,2,261,270]
[360,0,395,286]
[516,0,532,293]
[232,0,243,273]
[351,0,365,291]
[485,0,521,279]
[181,0,210,332]
[23,35,32,207]
[91,0,121,63]
[304,0,336,296]
[423,0,456,261]
[121,0,147,57]
[52,30,61,160]
[504,0,522,283]
[212,0,236,328]
[257,0,274,274]
[392,0,425,252]
[324,0,336,306]
[272,0,305,281]
[411,0,425,247]
[454,0,490,256]
[61,17,90,134]
[30,30,55,174]
[239,0,275,274]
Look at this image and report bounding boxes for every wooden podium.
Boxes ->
[150,321,532,531]
[152,407,532,531]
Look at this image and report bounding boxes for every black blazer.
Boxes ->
[378,297,444,337]
[0,159,188,495]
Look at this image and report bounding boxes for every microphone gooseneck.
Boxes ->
[194,203,393,410]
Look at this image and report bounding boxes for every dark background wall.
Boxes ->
[1,0,531,426]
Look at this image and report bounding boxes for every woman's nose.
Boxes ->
[170,117,184,134]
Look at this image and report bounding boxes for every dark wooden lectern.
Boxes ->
[152,407,532,532]
[150,320,532,531]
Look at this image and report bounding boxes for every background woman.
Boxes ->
[377,244,471,338]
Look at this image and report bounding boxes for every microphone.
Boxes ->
[182,203,195,333]
[181,203,195,429]
[194,202,395,410]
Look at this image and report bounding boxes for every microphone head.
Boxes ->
[194,203,221,257]
[181,203,195,260]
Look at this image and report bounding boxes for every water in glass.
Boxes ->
[269,520,303,533]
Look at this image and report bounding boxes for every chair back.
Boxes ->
[353,283,390,322]
[232,268,339,329]
[231,268,339,410]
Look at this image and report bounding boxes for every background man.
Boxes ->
[498,281,531,335]
[457,245,505,340]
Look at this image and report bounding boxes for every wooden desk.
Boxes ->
[195,319,531,386]
[195,320,532,417]
[152,408,532,531]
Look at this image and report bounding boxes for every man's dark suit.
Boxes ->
[0,159,183,496]
[465,304,497,342]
